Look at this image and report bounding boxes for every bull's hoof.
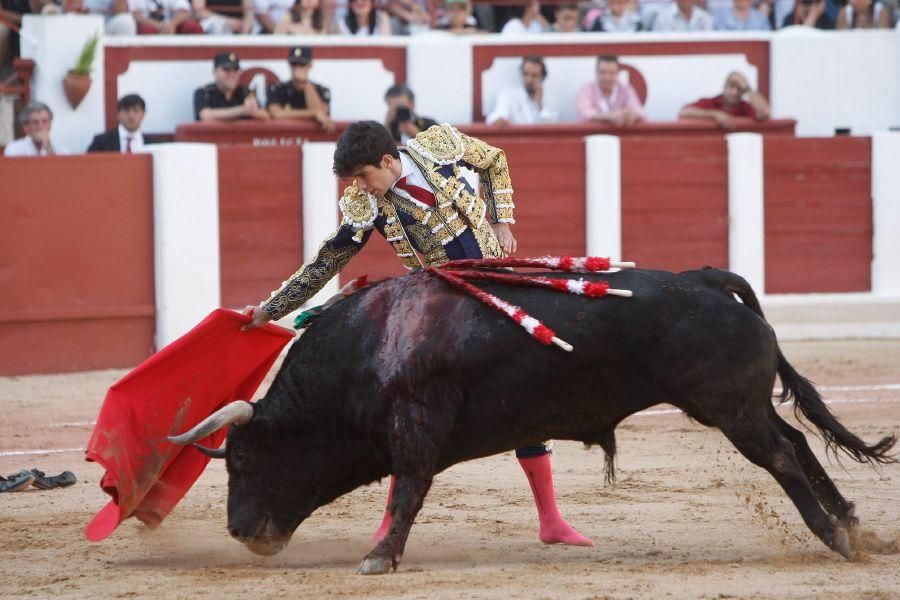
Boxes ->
[833,525,852,560]
[357,555,395,575]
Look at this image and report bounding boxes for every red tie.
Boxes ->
[125,136,133,154]
[394,176,435,207]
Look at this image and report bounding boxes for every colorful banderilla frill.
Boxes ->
[430,256,634,352]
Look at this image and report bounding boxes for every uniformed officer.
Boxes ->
[266,46,334,133]
[383,83,439,144]
[193,52,270,122]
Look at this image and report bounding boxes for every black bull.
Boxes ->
[170,267,896,574]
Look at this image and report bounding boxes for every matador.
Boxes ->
[243,120,592,547]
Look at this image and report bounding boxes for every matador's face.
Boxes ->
[352,154,401,199]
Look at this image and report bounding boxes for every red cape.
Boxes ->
[84,309,294,542]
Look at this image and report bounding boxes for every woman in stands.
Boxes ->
[335,0,392,34]
[275,0,325,33]
[836,0,892,28]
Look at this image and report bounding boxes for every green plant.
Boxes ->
[71,33,99,76]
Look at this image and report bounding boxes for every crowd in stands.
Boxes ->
[3,43,776,156]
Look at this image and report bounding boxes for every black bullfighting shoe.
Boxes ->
[0,470,35,493]
[28,469,77,490]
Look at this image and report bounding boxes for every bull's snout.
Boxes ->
[228,515,291,556]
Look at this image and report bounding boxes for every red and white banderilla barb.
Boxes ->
[442,256,636,272]
[428,267,575,352]
[444,269,633,299]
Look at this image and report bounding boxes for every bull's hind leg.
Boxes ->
[715,411,853,559]
[772,411,856,525]
[358,378,462,575]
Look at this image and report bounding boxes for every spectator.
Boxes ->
[87,94,148,153]
[678,71,770,129]
[714,0,772,29]
[130,0,204,33]
[384,83,437,143]
[267,47,334,132]
[552,4,580,31]
[486,55,557,126]
[389,0,431,34]
[81,0,138,35]
[576,55,645,126]
[274,0,324,33]
[500,0,549,33]
[651,0,714,30]
[253,0,294,31]
[588,0,643,31]
[781,0,834,28]
[438,0,484,33]
[4,102,68,157]
[193,0,256,34]
[194,52,269,122]
[836,0,891,27]
[335,0,392,34]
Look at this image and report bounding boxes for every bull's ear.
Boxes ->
[194,443,226,459]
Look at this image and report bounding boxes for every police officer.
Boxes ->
[267,46,334,132]
[383,83,438,144]
[193,52,269,122]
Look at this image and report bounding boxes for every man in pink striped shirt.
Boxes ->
[576,55,646,127]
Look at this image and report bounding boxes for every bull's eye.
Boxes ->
[233,449,246,464]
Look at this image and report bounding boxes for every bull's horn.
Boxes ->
[167,401,254,445]
[194,443,226,459]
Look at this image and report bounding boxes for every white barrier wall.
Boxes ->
[19,21,900,153]
[148,143,220,348]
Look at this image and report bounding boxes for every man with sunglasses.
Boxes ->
[194,52,269,122]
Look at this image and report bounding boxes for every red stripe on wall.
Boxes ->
[217,145,304,308]
[620,137,729,272]
[0,154,155,375]
[763,137,872,294]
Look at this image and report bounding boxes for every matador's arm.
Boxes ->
[459,132,515,224]
[260,225,372,320]
[260,184,377,320]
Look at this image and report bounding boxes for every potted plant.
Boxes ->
[63,33,99,110]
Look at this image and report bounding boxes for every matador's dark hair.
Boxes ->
[333,120,399,178]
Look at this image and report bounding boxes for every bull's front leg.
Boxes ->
[357,472,434,575]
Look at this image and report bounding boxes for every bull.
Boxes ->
[170,267,896,574]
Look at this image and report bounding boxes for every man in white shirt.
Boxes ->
[87,94,147,153]
[253,0,295,32]
[651,0,714,30]
[500,0,549,33]
[3,102,69,157]
[486,56,558,126]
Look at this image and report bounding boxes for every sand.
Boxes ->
[1,339,899,599]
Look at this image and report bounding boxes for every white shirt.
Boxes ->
[390,151,478,209]
[500,17,547,34]
[651,3,714,31]
[3,136,69,157]
[486,87,558,125]
[252,0,294,22]
[128,0,191,18]
[118,125,145,154]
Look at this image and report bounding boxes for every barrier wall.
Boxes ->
[621,137,729,272]
[763,137,872,294]
[217,145,304,308]
[0,154,155,375]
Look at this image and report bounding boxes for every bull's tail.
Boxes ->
[683,267,898,466]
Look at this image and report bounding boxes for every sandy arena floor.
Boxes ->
[1,340,899,599]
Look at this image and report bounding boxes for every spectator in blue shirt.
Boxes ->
[714,0,772,29]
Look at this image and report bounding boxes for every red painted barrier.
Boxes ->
[217,145,304,308]
[764,137,872,294]
[620,137,729,272]
[0,154,155,375]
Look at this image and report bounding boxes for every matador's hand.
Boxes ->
[491,222,517,255]
[241,305,272,331]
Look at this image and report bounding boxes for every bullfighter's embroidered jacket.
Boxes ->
[261,124,516,320]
